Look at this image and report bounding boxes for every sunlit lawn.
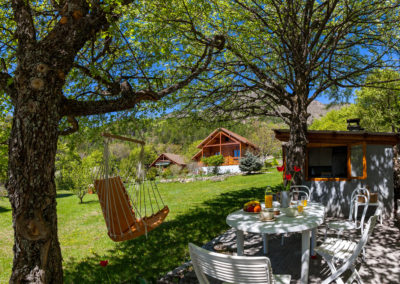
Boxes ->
[0,171,281,283]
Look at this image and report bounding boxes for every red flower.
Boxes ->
[294,166,301,172]
[99,260,108,267]
[277,165,285,172]
[285,174,292,181]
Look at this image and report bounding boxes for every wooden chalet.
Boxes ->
[192,128,259,166]
[149,153,186,168]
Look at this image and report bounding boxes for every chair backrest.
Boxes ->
[188,243,273,284]
[322,214,378,284]
[290,185,311,201]
[348,187,370,230]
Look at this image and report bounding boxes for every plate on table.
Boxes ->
[242,210,260,214]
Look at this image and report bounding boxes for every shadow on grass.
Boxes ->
[0,205,11,213]
[57,193,74,199]
[64,185,280,283]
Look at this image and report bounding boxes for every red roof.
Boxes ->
[150,153,186,167]
[191,128,259,160]
[197,128,259,149]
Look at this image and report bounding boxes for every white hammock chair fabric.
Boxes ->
[94,133,169,242]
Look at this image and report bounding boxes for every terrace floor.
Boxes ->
[160,216,400,283]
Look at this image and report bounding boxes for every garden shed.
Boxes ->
[149,153,186,169]
[192,128,259,173]
[274,128,400,219]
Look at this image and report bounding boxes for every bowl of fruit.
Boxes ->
[243,201,261,213]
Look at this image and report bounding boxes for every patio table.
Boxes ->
[226,202,325,284]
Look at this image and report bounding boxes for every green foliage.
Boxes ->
[146,167,158,181]
[69,163,91,204]
[161,168,172,179]
[355,69,400,132]
[202,155,224,175]
[201,155,224,167]
[169,164,182,176]
[309,104,360,131]
[239,151,263,174]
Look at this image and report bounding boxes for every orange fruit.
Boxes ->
[253,205,261,212]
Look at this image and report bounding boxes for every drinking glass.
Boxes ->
[297,202,304,213]
[301,196,307,207]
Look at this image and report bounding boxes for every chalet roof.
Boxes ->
[150,153,186,167]
[197,128,259,149]
[274,129,400,145]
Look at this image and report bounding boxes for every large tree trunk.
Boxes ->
[285,94,308,185]
[7,71,63,282]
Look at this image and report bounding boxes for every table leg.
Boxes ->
[301,230,311,284]
[311,228,316,256]
[262,233,268,255]
[236,230,244,256]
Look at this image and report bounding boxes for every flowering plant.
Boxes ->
[99,260,111,283]
[276,165,301,191]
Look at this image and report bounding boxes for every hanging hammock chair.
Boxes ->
[94,133,169,242]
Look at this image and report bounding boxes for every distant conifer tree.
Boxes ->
[239,151,263,174]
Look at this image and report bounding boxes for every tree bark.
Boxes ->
[285,94,308,185]
[7,71,63,282]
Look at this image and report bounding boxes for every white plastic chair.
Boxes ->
[315,213,379,284]
[325,188,369,238]
[188,243,291,284]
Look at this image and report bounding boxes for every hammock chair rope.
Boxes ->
[94,133,169,242]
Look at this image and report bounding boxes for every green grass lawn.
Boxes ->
[0,172,281,283]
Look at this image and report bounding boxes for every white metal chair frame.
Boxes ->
[325,188,370,238]
[289,185,311,202]
[188,243,291,284]
[315,213,379,284]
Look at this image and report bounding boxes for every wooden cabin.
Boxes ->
[192,128,259,171]
[274,128,400,219]
[149,153,186,169]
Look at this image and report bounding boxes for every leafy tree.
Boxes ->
[309,104,359,131]
[356,69,400,132]
[69,162,91,204]
[247,120,282,158]
[239,151,263,174]
[179,0,400,185]
[0,1,224,281]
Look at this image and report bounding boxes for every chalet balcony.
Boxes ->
[223,156,239,166]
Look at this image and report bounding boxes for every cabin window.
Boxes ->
[306,143,366,181]
[215,152,220,155]
[234,149,240,157]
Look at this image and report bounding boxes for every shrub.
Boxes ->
[161,168,172,179]
[264,160,273,168]
[202,155,224,175]
[146,167,158,180]
[239,151,263,174]
[169,164,182,176]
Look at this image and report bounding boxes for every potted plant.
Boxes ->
[276,165,301,208]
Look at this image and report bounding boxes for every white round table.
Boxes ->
[226,202,325,284]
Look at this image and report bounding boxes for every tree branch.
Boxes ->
[60,35,225,117]
[58,116,79,136]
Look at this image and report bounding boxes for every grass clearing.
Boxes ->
[0,172,281,283]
